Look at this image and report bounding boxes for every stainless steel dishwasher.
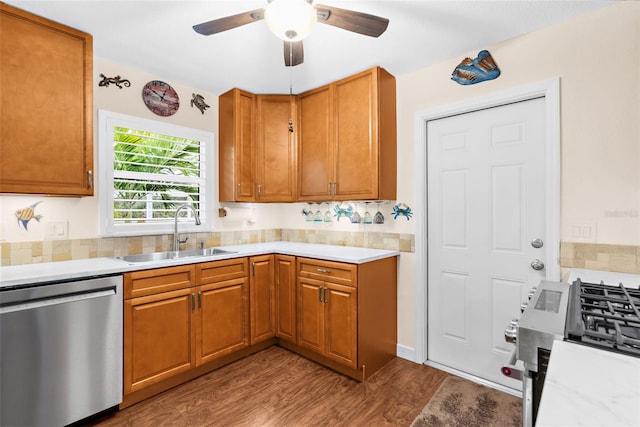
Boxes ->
[0,275,123,427]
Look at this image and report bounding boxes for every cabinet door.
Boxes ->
[324,282,358,369]
[250,255,275,343]
[124,288,196,394]
[197,277,249,365]
[219,88,255,201]
[0,4,93,196]
[333,68,378,200]
[297,277,325,354]
[297,85,334,201]
[275,254,296,342]
[255,95,297,201]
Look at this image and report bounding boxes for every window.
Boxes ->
[98,110,215,236]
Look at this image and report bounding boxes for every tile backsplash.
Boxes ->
[1,229,415,266]
[3,234,638,274]
[560,242,640,274]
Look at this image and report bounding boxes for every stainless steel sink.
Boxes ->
[114,248,236,263]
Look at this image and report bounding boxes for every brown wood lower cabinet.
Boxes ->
[249,255,275,343]
[275,254,297,342]
[288,256,397,380]
[124,287,196,394]
[122,253,397,407]
[197,277,249,364]
[122,259,255,408]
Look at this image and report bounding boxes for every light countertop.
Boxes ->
[536,339,640,426]
[0,242,399,289]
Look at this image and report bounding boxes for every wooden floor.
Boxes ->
[93,346,449,427]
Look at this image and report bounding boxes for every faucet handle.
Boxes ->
[178,236,189,245]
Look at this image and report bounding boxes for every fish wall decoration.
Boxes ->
[451,50,501,85]
[15,201,43,230]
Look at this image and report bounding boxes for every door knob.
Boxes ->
[530,259,545,271]
[531,238,544,248]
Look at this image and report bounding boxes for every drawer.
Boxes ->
[124,265,196,299]
[197,257,248,284]
[297,257,357,287]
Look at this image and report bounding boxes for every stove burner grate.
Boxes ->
[566,279,640,357]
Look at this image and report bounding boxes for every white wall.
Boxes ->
[394,1,639,354]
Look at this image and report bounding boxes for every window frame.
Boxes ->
[98,109,215,237]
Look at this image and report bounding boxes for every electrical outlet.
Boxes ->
[569,222,596,243]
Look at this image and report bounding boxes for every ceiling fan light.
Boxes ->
[265,0,317,42]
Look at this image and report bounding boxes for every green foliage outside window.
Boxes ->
[112,127,202,222]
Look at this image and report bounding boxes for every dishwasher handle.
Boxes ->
[0,288,116,315]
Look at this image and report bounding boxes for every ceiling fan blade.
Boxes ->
[193,9,265,35]
[315,4,389,37]
[284,41,304,67]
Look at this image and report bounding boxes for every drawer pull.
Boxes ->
[317,268,331,274]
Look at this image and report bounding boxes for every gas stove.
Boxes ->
[502,269,640,427]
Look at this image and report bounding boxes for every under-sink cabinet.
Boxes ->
[122,258,260,408]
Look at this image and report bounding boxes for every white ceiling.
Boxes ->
[5,0,616,94]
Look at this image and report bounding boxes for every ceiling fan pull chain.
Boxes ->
[288,43,294,133]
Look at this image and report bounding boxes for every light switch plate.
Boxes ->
[44,220,68,240]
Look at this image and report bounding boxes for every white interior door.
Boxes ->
[427,97,548,389]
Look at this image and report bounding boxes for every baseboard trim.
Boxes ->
[396,344,415,362]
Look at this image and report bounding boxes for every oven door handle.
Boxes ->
[501,346,524,380]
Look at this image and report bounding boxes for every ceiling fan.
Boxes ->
[193,0,389,67]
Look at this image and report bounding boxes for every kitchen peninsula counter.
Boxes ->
[0,242,400,289]
[536,339,640,426]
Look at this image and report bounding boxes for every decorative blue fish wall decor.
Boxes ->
[15,201,43,230]
[451,50,501,85]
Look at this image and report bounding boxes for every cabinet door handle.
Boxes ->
[332,182,336,196]
[318,286,323,303]
[328,182,332,196]
[197,291,202,309]
[237,184,241,197]
[191,293,196,311]
[323,287,328,303]
[87,170,93,189]
[317,268,331,274]
[257,184,262,198]
[251,262,256,277]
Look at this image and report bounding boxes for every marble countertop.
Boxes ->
[0,242,399,289]
[536,339,640,426]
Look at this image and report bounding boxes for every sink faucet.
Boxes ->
[173,204,201,251]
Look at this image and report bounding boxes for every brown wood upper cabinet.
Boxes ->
[219,89,256,201]
[219,90,297,202]
[0,3,93,196]
[298,66,397,201]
